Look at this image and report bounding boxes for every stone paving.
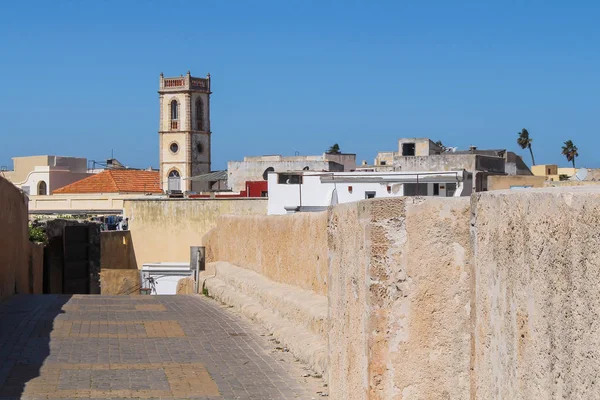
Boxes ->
[0,295,325,400]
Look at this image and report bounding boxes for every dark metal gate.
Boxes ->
[62,225,91,294]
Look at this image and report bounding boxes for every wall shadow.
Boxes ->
[0,294,71,399]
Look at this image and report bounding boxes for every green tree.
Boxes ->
[561,140,579,168]
[327,143,341,154]
[517,128,536,165]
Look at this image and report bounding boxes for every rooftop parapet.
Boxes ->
[159,71,211,93]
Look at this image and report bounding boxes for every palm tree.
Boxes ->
[517,128,535,165]
[561,140,579,168]
[327,143,341,154]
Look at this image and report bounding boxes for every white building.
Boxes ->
[267,170,472,215]
[227,153,356,192]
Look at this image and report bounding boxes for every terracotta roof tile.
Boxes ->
[53,170,162,194]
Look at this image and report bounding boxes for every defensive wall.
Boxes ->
[99,231,140,295]
[0,176,44,299]
[202,187,600,399]
[123,198,267,268]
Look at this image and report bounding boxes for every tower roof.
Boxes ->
[159,71,211,93]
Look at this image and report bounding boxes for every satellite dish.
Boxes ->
[575,168,588,181]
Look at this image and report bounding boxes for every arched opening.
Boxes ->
[37,180,47,196]
[168,169,181,191]
[170,100,179,130]
[195,98,204,131]
[263,167,275,181]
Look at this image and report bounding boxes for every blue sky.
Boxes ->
[1,0,599,170]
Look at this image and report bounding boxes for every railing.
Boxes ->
[171,120,178,130]
[164,78,185,88]
[191,78,208,90]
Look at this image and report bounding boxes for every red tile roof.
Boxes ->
[53,170,162,194]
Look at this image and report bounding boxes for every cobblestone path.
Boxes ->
[0,295,322,400]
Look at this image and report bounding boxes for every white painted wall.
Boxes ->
[267,171,469,215]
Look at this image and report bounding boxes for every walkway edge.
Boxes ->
[201,264,328,378]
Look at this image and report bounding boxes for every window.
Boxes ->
[171,100,178,120]
[37,181,47,195]
[195,98,204,130]
[365,191,376,199]
[380,161,387,165]
[433,183,439,196]
[197,143,203,153]
[547,168,551,174]
[170,142,179,154]
[168,169,181,191]
[402,143,416,156]
[170,100,179,130]
[261,191,268,197]
[404,183,428,196]
[278,174,302,184]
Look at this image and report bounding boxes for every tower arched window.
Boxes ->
[195,98,204,131]
[170,100,179,130]
[37,180,47,196]
[167,169,181,192]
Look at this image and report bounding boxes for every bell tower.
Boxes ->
[158,71,211,192]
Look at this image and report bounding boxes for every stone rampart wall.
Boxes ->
[0,176,43,299]
[100,231,137,270]
[203,188,600,399]
[328,197,472,399]
[472,188,600,398]
[123,198,267,268]
[204,212,328,295]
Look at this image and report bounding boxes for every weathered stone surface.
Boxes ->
[176,276,196,294]
[204,212,329,295]
[328,197,471,400]
[0,176,42,299]
[472,188,600,399]
[99,269,141,295]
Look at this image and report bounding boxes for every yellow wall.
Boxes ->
[487,175,546,190]
[29,193,159,213]
[123,198,267,268]
[0,177,43,299]
[531,164,557,177]
[101,231,137,270]
[558,167,577,177]
[204,212,329,295]
[99,269,141,295]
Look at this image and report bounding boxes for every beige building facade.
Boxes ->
[159,71,212,193]
[1,155,91,196]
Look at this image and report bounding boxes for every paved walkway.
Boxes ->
[0,295,323,400]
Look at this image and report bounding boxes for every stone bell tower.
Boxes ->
[158,71,211,192]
